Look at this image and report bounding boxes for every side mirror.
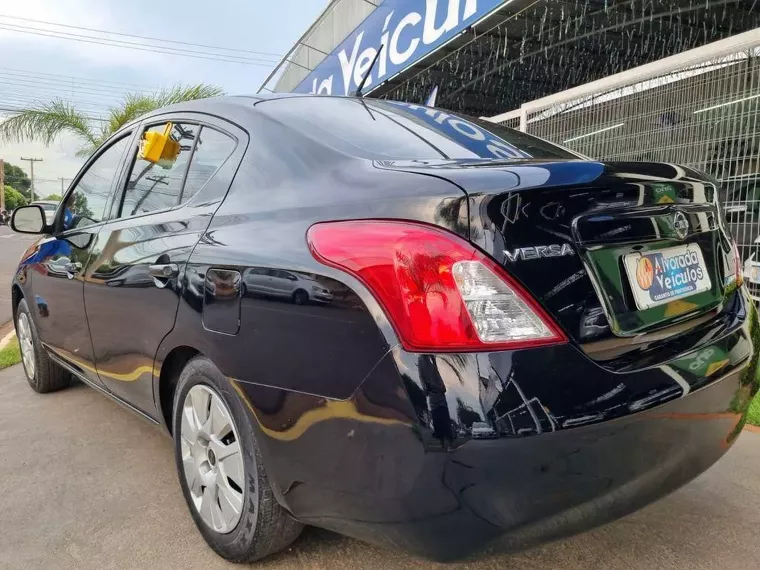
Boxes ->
[11,205,47,234]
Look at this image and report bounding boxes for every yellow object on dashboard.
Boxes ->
[138,122,180,167]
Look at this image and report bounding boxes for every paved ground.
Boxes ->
[0,225,37,325]
[1,364,759,570]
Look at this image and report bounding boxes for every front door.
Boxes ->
[27,134,133,386]
[83,116,241,416]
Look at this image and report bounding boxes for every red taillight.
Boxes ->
[307,220,567,352]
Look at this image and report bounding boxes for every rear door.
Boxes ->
[83,114,243,415]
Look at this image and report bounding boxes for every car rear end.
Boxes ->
[255,97,759,559]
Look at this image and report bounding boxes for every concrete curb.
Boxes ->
[0,329,15,350]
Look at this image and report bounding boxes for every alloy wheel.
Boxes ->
[180,384,245,534]
[17,313,35,379]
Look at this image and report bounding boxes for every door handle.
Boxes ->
[149,263,179,279]
[64,262,82,277]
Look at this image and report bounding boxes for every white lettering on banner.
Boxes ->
[338,31,364,95]
[378,11,395,77]
[312,75,333,95]
[422,0,460,45]
[306,0,484,96]
[463,0,478,18]
[354,47,379,88]
[390,12,421,65]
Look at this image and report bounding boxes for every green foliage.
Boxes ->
[748,392,760,427]
[71,193,93,220]
[3,162,31,196]
[0,100,97,154]
[0,340,21,370]
[44,193,63,202]
[3,186,28,210]
[0,83,224,156]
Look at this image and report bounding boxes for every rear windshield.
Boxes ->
[257,96,576,161]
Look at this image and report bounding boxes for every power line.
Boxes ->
[0,90,115,110]
[0,21,280,63]
[0,70,157,96]
[0,14,285,58]
[0,66,160,92]
[0,93,108,107]
[0,103,107,121]
[0,24,281,66]
[0,77,133,101]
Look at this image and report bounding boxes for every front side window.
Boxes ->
[63,136,130,231]
[120,122,197,217]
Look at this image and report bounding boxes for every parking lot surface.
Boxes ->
[1,363,759,570]
[0,226,37,325]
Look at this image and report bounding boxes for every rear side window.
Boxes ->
[119,123,235,218]
[121,122,197,217]
[182,127,236,202]
[258,96,576,161]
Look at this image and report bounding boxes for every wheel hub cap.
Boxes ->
[17,313,35,378]
[180,385,245,534]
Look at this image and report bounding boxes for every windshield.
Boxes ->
[258,96,577,161]
[40,204,57,212]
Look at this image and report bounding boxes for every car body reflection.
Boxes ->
[241,267,333,305]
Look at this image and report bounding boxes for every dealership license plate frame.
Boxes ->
[623,244,712,311]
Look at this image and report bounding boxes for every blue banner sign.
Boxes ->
[295,0,505,95]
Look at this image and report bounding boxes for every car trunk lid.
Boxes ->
[378,159,738,365]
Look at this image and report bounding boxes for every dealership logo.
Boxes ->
[504,244,575,262]
[298,0,503,96]
[636,257,654,290]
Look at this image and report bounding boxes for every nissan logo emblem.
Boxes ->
[673,211,689,240]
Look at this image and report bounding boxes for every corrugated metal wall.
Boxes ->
[274,0,378,93]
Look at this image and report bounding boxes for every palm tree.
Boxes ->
[0,84,223,156]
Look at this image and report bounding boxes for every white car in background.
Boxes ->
[242,267,333,305]
[721,174,760,300]
[30,200,60,226]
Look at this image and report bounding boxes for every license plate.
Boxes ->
[623,244,712,310]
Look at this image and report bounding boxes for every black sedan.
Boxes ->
[9,94,758,563]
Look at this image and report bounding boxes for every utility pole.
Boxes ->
[0,159,5,211]
[58,177,68,196]
[20,157,43,203]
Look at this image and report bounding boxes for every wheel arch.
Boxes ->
[11,283,23,321]
[157,345,201,434]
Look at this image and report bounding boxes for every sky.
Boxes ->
[0,0,326,199]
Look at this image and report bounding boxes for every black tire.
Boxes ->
[172,356,303,562]
[292,289,308,305]
[15,298,71,393]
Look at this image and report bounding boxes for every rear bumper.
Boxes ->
[245,292,759,560]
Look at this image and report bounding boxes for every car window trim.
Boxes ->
[108,115,241,224]
[55,131,134,237]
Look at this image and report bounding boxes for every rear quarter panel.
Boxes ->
[155,111,471,401]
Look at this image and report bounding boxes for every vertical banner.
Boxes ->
[295,0,505,96]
